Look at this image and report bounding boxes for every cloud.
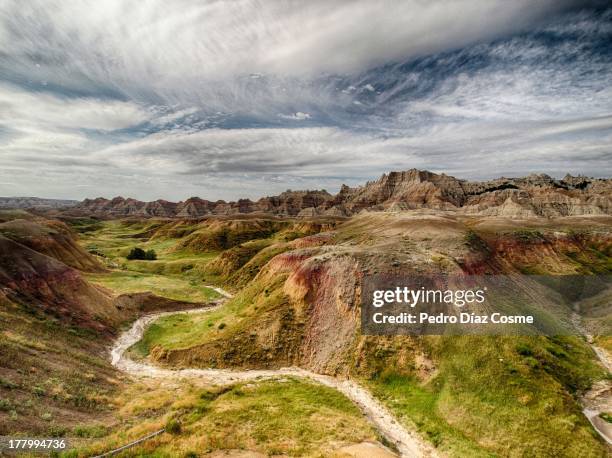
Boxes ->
[1,117,610,201]
[0,2,610,201]
[0,0,587,101]
[0,83,149,131]
[278,112,311,121]
[90,114,612,181]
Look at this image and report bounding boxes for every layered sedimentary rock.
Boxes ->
[67,170,612,218]
[0,234,116,331]
[0,218,104,272]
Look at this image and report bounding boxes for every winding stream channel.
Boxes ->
[110,287,437,458]
[110,288,612,456]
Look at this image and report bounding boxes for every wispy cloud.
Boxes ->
[0,84,150,131]
[0,1,582,84]
[0,1,610,200]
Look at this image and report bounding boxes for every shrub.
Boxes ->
[516,343,534,356]
[0,398,12,411]
[524,356,540,369]
[165,418,182,435]
[464,230,488,251]
[513,230,544,243]
[126,247,146,260]
[32,386,45,396]
[47,425,68,437]
[127,247,157,260]
[547,346,568,359]
[0,377,17,389]
[464,230,481,246]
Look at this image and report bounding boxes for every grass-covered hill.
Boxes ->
[0,211,215,439]
[1,209,610,456]
[0,211,382,457]
[117,211,611,457]
[0,211,124,436]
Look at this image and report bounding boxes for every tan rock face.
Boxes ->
[69,169,612,218]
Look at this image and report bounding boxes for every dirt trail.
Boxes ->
[573,314,612,445]
[110,287,437,458]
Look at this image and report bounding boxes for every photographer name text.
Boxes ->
[369,286,534,325]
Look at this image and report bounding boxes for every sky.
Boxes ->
[0,0,611,201]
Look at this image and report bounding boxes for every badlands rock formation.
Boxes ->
[66,169,611,218]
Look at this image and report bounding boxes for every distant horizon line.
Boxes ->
[1,168,610,204]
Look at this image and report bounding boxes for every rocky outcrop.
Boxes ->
[78,197,178,217]
[175,197,215,218]
[67,170,612,219]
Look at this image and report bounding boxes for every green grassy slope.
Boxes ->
[66,378,377,458]
[1,214,377,458]
[127,213,611,457]
[0,293,120,438]
[77,220,221,302]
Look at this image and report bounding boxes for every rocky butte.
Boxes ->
[62,169,611,219]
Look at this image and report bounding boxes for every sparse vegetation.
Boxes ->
[0,296,119,437]
[515,342,533,356]
[599,412,612,423]
[0,377,18,389]
[165,418,182,435]
[73,424,108,438]
[0,398,12,411]
[464,229,482,246]
[69,379,376,457]
[513,229,545,243]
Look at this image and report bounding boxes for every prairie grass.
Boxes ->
[366,335,607,457]
[80,220,218,267]
[130,274,286,356]
[80,220,222,302]
[0,299,118,437]
[86,270,220,303]
[65,378,375,457]
[72,216,612,457]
